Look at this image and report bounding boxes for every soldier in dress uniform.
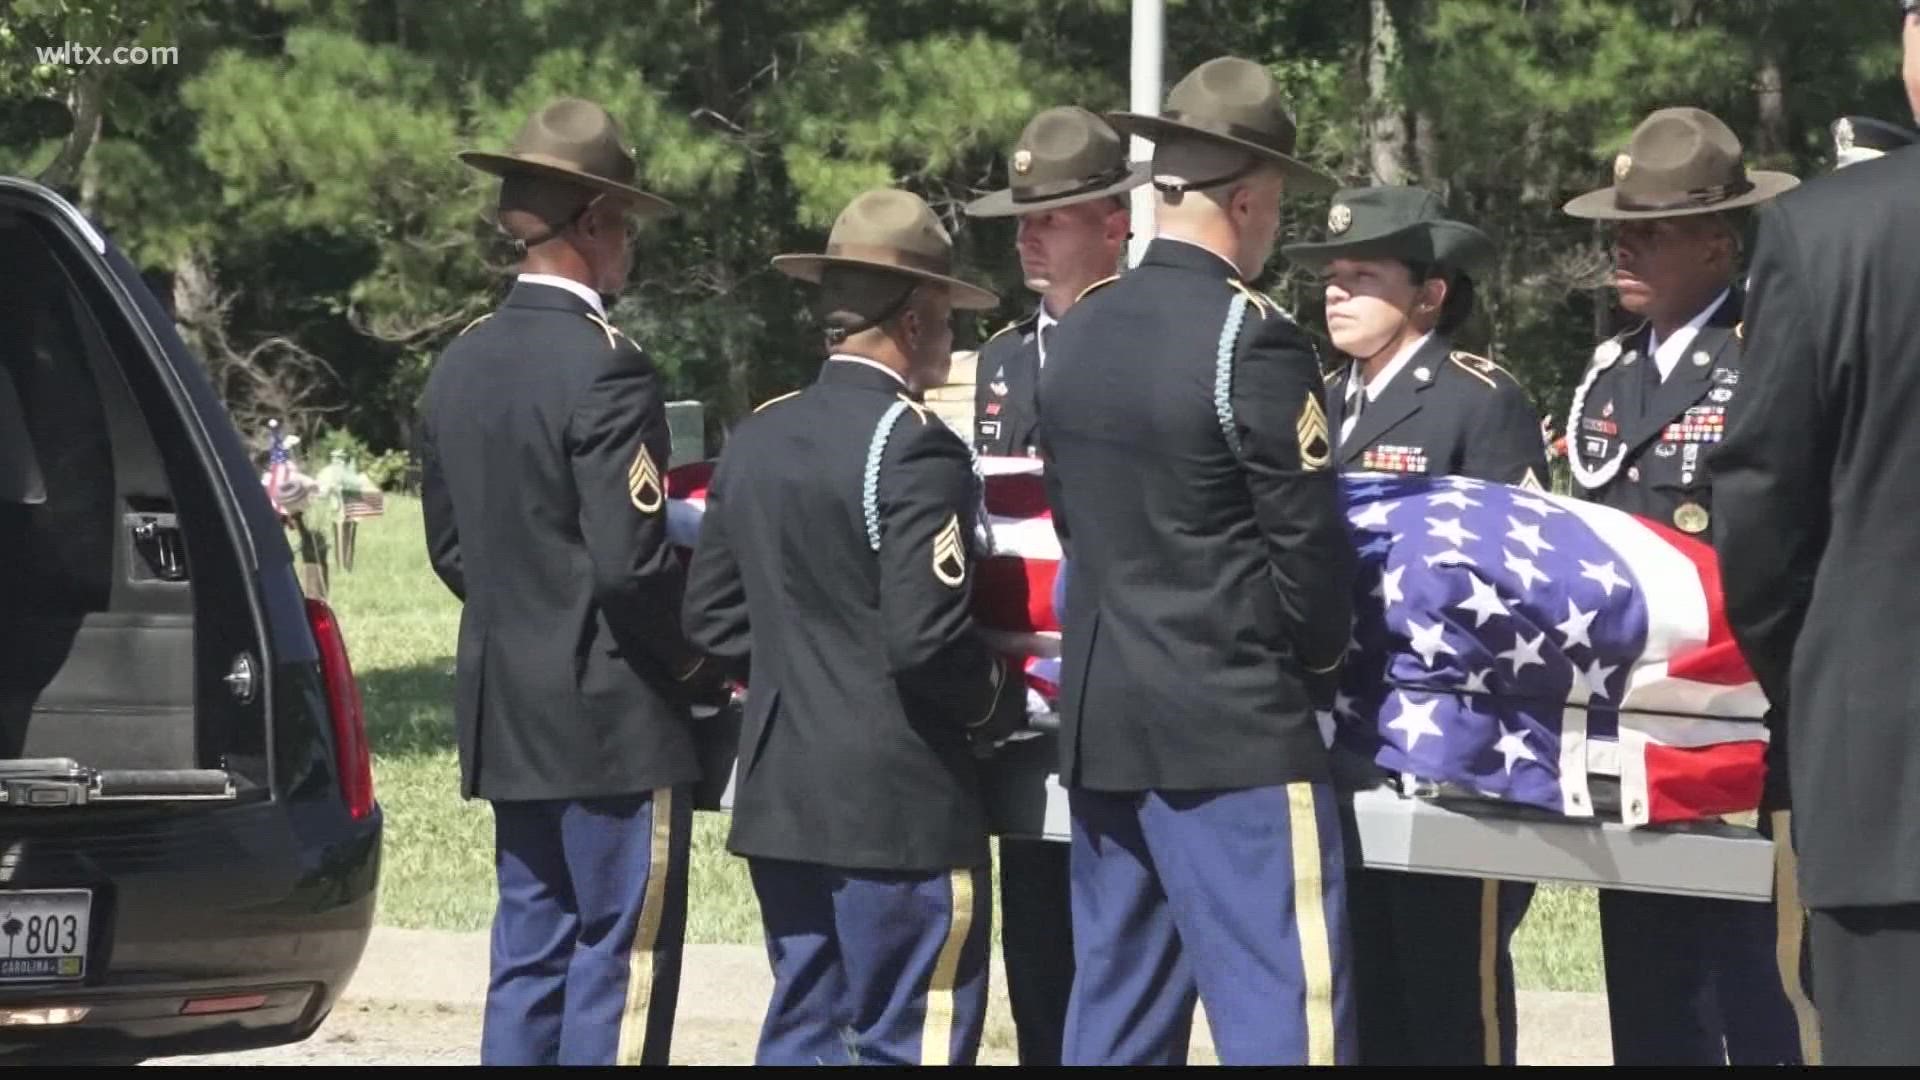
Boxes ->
[1559,106,1807,1066]
[958,102,1147,1067]
[963,105,1144,459]
[1281,184,1545,1066]
[680,188,1028,1066]
[420,97,726,1066]
[1035,55,1359,1066]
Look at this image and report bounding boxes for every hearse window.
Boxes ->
[0,234,116,615]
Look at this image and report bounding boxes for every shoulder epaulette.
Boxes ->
[1076,275,1120,303]
[896,393,929,423]
[753,390,802,413]
[583,312,632,351]
[1228,279,1278,319]
[1446,350,1506,390]
[458,313,493,336]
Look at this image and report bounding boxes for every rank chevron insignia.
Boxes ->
[1297,393,1332,470]
[932,513,967,587]
[628,443,664,513]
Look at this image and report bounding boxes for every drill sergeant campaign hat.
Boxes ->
[964,105,1151,217]
[459,97,678,244]
[1104,55,1340,195]
[1562,106,1798,220]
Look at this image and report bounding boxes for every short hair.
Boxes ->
[1149,137,1268,207]
[816,265,924,345]
[495,173,597,244]
[1405,261,1477,336]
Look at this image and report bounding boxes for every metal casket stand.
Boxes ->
[690,706,1777,903]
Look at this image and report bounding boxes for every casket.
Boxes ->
[665,458,1773,830]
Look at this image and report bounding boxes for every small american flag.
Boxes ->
[264,425,291,515]
[341,488,385,520]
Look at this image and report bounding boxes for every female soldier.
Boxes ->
[1283,185,1546,1067]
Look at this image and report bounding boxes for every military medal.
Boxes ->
[1674,502,1710,534]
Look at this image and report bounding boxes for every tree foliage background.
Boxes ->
[2,0,1909,478]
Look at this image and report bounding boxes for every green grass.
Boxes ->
[319,495,1602,991]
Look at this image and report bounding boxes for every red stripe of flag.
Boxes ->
[1642,739,1767,825]
[1639,516,1756,687]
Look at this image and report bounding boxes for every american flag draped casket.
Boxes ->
[664,456,1770,828]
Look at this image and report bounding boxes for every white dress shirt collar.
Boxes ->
[1647,288,1731,383]
[828,353,909,390]
[517,273,607,319]
[1349,331,1433,404]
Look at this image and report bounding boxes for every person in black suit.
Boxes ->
[1036,55,1358,1065]
[958,102,1146,1067]
[1560,105,1808,1066]
[1282,184,1545,1066]
[419,98,725,1066]
[680,188,1027,1066]
[1712,6,1920,1064]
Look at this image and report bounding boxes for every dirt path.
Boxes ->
[148,930,1613,1066]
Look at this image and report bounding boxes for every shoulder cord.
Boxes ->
[1214,292,1251,456]
[1565,343,1630,490]
[863,400,911,552]
[861,401,996,557]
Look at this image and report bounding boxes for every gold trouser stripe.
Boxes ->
[921,867,974,1066]
[1479,879,1500,1066]
[1771,810,1822,1066]
[615,787,675,1065]
[1287,782,1337,1065]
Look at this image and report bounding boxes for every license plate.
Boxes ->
[0,890,90,981]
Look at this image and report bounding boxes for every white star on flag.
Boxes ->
[1496,723,1538,774]
[1580,559,1631,597]
[1567,660,1595,704]
[1498,629,1547,677]
[1428,516,1480,546]
[1406,618,1458,667]
[1511,494,1566,517]
[1387,693,1446,750]
[1583,656,1619,702]
[1429,489,1483,510]
[1557,599,1598,651]
[1506,516,1556,556]
[1349,500,1399,529]
[1504,549,1552,590]
[1462,668,1493,693]
[1375,564,1407,605]
[1455,575,1509,628]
